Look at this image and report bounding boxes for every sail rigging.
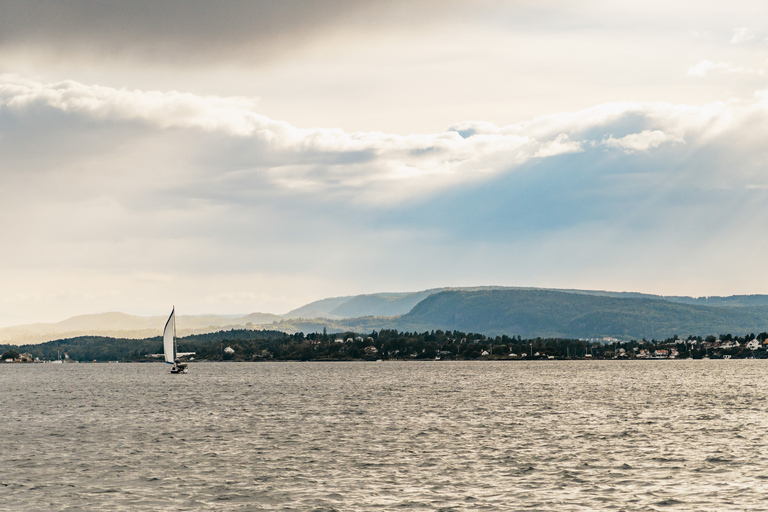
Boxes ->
[163,307,175,364]
[163,306,188,373]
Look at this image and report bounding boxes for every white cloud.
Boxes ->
[1,75,765,202]
[687,60,729,76]
[533,134,583,158]
[0,76,538,200]
[603,130,684,152]
[731,27,756,44]
[687,60,765,78]
[0,74,263,135]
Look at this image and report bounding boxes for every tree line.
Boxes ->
[3,329,768,362]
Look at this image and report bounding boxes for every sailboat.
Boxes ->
[164,307,188,374]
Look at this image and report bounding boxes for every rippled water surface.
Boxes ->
[3,361,768,511]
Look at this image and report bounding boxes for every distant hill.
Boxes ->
[0,312,269,345]
[326,289,445,317]
[6,287,768,344]
[240,312,282,324]
[283,296,355,319]
[284,290,446,319]
[261,288,768,339]
[360,289,768,339]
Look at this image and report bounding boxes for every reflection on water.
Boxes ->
[2,360,768,511]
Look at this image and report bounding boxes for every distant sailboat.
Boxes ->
[164,307,187,374]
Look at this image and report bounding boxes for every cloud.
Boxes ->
[0,75,533,200]
[603,130,684,152]
[731,27,756,44]
[4,76,698,205]
[1,75,765,203]
[687,60,765,78]
[533,134,583,158]
[687,60,729,76]
[0,75,262,134]
[5,74,768,323]
[0,0,481,66]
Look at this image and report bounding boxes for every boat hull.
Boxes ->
[170,362,188,374]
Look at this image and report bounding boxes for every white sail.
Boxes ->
[163,308,175,364]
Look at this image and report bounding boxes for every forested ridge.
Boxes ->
[344,289,768,339]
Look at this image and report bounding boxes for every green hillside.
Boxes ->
[366,289,768,339]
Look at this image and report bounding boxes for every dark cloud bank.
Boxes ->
[0,0,477,64]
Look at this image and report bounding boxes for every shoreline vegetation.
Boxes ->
[3,329,768,363]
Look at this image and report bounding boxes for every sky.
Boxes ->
[2,0,768,326]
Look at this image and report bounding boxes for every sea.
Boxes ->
[2,360,768,511]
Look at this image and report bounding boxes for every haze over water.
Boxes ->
[3,361,768,511]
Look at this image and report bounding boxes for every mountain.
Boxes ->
[283,296,355,319]
[283,289,446,319]
[349,289,768,339]
[6,287,768,344]
[326,289,445,317]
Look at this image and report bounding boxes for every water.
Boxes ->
[3,360,768,511]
